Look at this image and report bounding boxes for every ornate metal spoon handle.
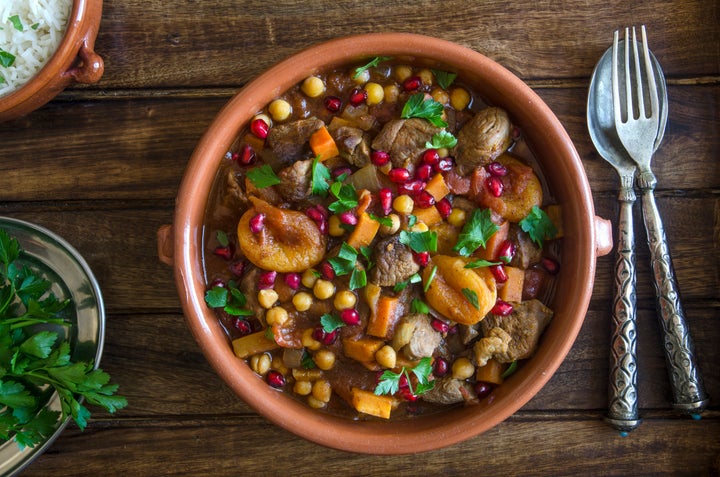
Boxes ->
[637,170,709,415]
[606,177,641,433]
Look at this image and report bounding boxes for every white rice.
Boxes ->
[0,0,72,97]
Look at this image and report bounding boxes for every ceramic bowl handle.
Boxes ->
[594,216,613,257]
[67,41,104,84]
[157,225,174,266]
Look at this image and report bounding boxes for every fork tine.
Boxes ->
[624,27,635,121]
[629,27,644,120]
[640,25,660,120]
[611,29,622,124]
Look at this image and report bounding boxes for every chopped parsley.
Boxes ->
[320,313,345,333]
[353,56,392,79]
[398,230,437,254]
[393,272,421,292]
[0,48,16,68]
[432,69,457,89]
[368,213,393,227]
[215,230,230,247]
[204,281,253,316]
[327,242,366,290]
[8,15,23,32]
[246,164,281,188]
[464,259,501,269]
[423,265,438,292]
[425,130,458,149]
[461,288,479,310]
[328,181,358,213]
[501,360,518,378]
[401,93,448,128]
[453,208,500,256]
[311,156,331,197]
[374,357,435,397]
[519,206,557,247]
[410,298,429,314]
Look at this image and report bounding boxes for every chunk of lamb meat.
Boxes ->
[399,313,442,360]
[480,299,553,363]
[370,118,442,174]
[370,236,420,287]
[422,376,475,405]
[454,107,513,175]
[507,224,543,269]
[276,159,312,203]
[332,126,371,167]
[263,118,324,168]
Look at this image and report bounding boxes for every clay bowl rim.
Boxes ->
[0,0,103,121]
[173,32,597,454]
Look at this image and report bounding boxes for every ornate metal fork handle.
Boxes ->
[636,170,709,414]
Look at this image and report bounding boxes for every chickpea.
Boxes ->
[313,350,336,371]
[301,76,326,98]
[452,357,476,380]
[253,113,272,128]
[301,328,322,351]
[293,380,313,396]
[410,221,429,233]
[353,68,370,84]
[379,213,401,235]
[418,68,434,86]
[265,306,289,326]
[271,355,289,375]
[328,214,345,237]
[268,99,292,122]
[383,84,400,103]
[392,194,414,215]
[375,345,397,369]
[301,269,318,288]
[257,289,279,309]
[450,87,471,110]
[333,290,357,310]
[313,279,335,300]
[307,396,326,409]
[312,379,333,402]
[292,291,313,312]
[447,208,467,227]
[394,65,413,82]
[431,87,450,105]
[436,147,449,158]
[365,82,384,105]
[249,353,271,375]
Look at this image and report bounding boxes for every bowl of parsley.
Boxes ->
[0,217,126,475]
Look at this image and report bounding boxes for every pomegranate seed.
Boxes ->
[314,204,329,219]
[266,370,286,388]
[339,210,358,225]
[431,318,450,334]
[322,329,339,345]
[541,257,560,275]
[284,272,301,290]
[332,166,352,178]
[371,150,390,167]
[436,197,452,219]
[413,190,436,208]
[434,157,453,172]
[397,179,425,195]
[475,381,494,399]
[491,299,514,316]
[213,244,234,261]
[258,270,277,289]
[209,278,225,289]
[250,118,269,139]
[317,218,328,235]
[422,149,440,165]
[229,260,246,277]
[486,161,508,177]
[249,213,265,233]
[306,206,324,223]
[415,163,433,181]
[401,387,419,402]
[496,240,516,263]
[388,167,410,183]
[324,95,342,112]
[349,88,368,106]
[340,308,360,326]
[485,176,504,197]
[489,264,508,283]
[233,318,252,336]
[413,251,430,267]
[320,261,335,280]
[234,144,256,165]
[312,326,326,342]
[402,75,422,92]
[433,357,450,377]
[379,188,393,215]
[398,374,410,389]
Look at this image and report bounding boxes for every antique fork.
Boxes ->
[612,26,709,416]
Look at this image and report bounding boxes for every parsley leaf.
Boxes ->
[501,360,518,378]
[423,265,437,292]
[453,208,500,256]
[401,93,448,128]
[519,206,557,247]
[246,164,281,188]
[216,230,230,247]
[368,213,393,227]
[311,156,331,197]
[464,259,502,269]
[0,49,15,68]
[374,357,435,397]
[432,69,457,89]
[204,282,253,316]
[349,267,367,290]
[410,298,429,314]
[9,15,23,32]
[320,313,345,333]
[425,130,458,149]
[353,56,392,79]
[393,273,421,292]
[328,181,358,213]
[461,288,479,310]
[398,230,437,254]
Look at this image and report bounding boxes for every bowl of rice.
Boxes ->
[0,0,103,122]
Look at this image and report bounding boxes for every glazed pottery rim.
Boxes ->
[173,32,597,454]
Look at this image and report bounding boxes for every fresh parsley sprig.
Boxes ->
[0,229,127,450]
[401,93,448,128]
[374,357,435,397]
[353,56,392,79]
[519,206,557,247]
[453,208,500,257]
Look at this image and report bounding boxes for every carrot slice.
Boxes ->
[425,173,450,201]
[309,126,339,160]
[366,295,402,339]
[498,265,524,302]
[346,211,380,249]
[474,220,509,261]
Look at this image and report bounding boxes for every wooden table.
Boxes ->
[2,0,718,475]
